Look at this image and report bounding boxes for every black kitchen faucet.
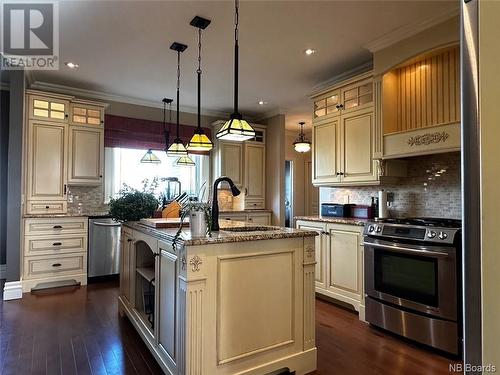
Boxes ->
[211,176,241,231]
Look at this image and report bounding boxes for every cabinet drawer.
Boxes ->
[245,200,265,209]
[247,214,271,225]
[24,217,87,235]
[24,253,86,279]
[219,215,246,222]
[26,201,67,215]
[24,234,87,257]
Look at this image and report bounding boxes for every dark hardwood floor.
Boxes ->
[0,281,459,375]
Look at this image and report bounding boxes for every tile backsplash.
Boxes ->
[320,152,461,219]
[67,185,108,215]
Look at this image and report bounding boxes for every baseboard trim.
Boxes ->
[3,281,23,301]
[0,264,6,279]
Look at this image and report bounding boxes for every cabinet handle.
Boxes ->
[52,263,62,267]
[63,184,67,195]
[52,242,62,246]
[338,104,344,109]
[127,239,133,242]
[53,225,63,229]
[245,188,248,196]
[45,206,50,209]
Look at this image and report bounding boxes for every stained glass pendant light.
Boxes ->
[175,155,196,167]
[293,122,311,153]
[187,16,213,152]
[167,42,189,157]
[140,149,161,163]
[215,0,256,142]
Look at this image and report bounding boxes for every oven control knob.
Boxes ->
[427,231,437,239]
[438,232,448,240]
[376,226,382,233]
[368,225,375,232]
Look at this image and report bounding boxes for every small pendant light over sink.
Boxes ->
[140,149,161,163]
[167,42,189,156]
[216,0,256,142]
[175,155,196,167]
[293,122,311,153]
[187,16,213,152]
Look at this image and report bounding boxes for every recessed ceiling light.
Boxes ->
[304,48,316,56]
[65,61,79,69]
[258,100,268,105]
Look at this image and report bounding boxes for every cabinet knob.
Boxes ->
[45,206,50,209]
[65,114,68,118]
[127,238,133,242]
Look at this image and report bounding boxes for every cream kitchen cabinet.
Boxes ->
[296,220,365,321]
[212,122,267,210]
[70,100,105,127]
[312,108,377,186]
[219,211,272,225]
[219,142,244,186]
[312,118,340,185]
[22,217,88,292]
[24,91,107,215]
[25,119,68,214]
[27,92,70,122]
[120,228,134,306]
[311,74,406,186]
[244,143,266,208]
[68,125,104,185]
[339,107,378,183]
[296,220,327,290]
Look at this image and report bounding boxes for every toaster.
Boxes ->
[321,203,355,218]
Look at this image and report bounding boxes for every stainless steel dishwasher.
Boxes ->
[88,218,121,278]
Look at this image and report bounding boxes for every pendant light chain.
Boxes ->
[197,28,202,130]
[233,0,239,114]
[235,0,239,43]
[176,50,181,139]
[197,29,202,75]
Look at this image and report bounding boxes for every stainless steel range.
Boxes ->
[363,218,462,355]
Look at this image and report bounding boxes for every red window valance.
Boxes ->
[104,114,212,155]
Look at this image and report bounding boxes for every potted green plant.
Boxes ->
[109,179,160,222]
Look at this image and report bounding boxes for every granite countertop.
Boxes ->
[24,211,110,219]
[219,209,272,214]
[125,220,317,246]
[294,215,368,227]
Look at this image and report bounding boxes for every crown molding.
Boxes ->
[28,81,231,118]
[309,62,373,97]
[363,7,460,53]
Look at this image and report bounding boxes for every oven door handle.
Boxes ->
[363,240,451,258]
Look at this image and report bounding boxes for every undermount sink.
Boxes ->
[221,226,279,232]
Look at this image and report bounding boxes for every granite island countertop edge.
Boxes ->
[125,221,318,246]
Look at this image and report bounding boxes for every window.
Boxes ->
[104,147,210,203]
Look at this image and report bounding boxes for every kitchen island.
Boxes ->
[118,221,318,375]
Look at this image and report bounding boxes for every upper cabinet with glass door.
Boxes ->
[340,78,373,114]
[313,89,341,120]
[70,100,105,127]
[27,91,71,122]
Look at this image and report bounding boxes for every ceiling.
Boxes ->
[29,0,459,130]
